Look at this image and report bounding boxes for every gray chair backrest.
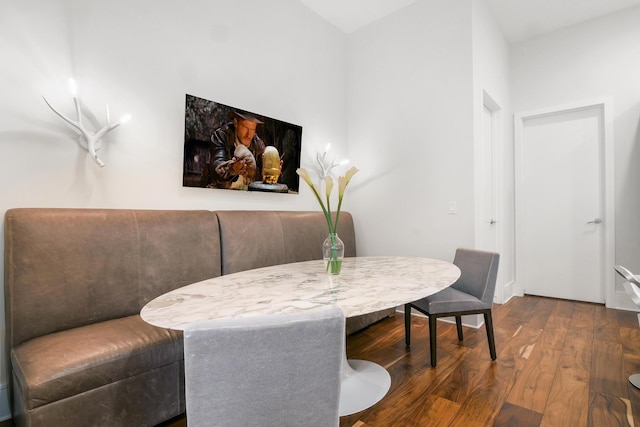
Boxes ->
[451,248,500,305]
[183,305,345,427]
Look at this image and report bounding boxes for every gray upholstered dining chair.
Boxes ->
[614,265,640,388]
[183,305,345,427]
[404,248,500,367]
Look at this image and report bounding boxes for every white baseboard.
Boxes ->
[0,383,10,421]
[440,314,484,328]
[503,280,516,302]
[610,289,640,312]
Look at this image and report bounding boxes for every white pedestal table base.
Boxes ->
[339,356,391,416]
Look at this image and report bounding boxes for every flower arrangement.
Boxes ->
[297,151,359,274]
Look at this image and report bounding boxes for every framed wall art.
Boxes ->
[183,94,302,194]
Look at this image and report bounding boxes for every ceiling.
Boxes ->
[297,0,640,43]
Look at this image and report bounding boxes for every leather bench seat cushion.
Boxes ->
[11,315,183,411]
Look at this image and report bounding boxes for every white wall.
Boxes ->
[0,0,349,417]
[472,0,514,302]
[346,0,475,261]
[511,6,640,309]
[0,0,350,212]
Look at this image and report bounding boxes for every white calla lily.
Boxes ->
[298,154,358,238]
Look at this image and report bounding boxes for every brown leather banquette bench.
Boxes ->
[3,208,393,426]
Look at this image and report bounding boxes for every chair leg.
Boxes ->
[404,304,411,346]
[429,315,438,367]
[455,316,463,341]
[483,310,497,360]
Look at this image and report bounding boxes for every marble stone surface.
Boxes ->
[141,256,461,330]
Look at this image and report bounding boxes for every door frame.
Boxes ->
[475,90,504,302]
[514,98,615,307]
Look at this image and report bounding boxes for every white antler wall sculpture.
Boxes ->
[314,143,350,181]
[42,78,131,167]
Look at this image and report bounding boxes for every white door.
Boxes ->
[480,104,498,251]
[515,102,611,303]
[476,92,503,303]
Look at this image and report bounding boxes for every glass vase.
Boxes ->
[323,233,344,275]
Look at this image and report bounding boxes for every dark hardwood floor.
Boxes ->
[158,294,640,426]
[340,294,640,426]
[5,295,639,426]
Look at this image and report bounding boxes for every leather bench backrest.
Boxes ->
[216,211,356,275]
[4,208,222,348]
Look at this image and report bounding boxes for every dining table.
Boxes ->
[141,255,461,416]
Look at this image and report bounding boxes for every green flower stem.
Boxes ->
[326,233,342,274]
[334,194,344,234]
[326,258,342,274]
[307,182,334,234]
[325,187,333,233]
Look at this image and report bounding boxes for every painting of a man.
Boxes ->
[202,110,265,189]
[183,94,302,193]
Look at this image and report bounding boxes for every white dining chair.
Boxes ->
[615,265,640,289]
[615,265,640,389]
[183,305,344,427]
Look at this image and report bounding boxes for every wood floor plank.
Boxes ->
[537,315,571,350]
[379,393,461,427]
[431,353,494,404]
[623,353,640,426]
[539,327,592,427]
[550,298,576,318]
[414,395,461,427]
[569,302,597,329]
[618,309,640,329]
[447,359,517,427]
[563,325,594,356]
[507,346,562,413]
[494,402,543,427]
[621,326,640,354]
[522,297,558,330]
[502,295,541,320]
[590,341,627,397]
[587,391,634,427]
[594,304,622,343]
[495,320,543,372]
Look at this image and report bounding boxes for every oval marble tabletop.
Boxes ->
[141,256,461,330]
